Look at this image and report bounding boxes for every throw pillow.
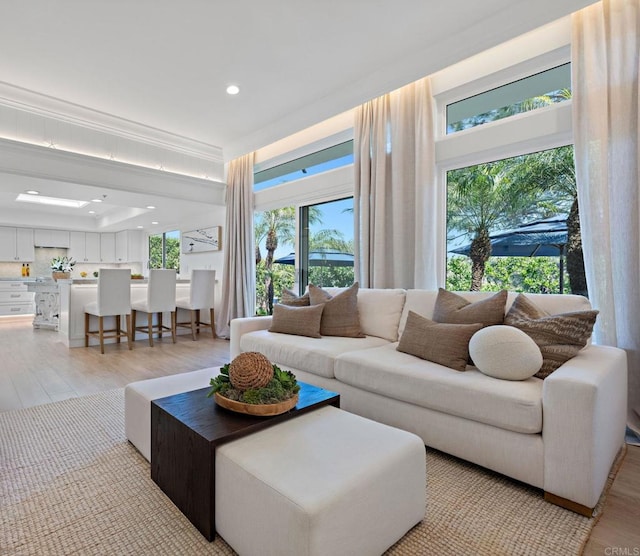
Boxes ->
[397,310,482,372]
[280,288,310,307]
[308,282,365,337]
[268,303,324,338]
[504,293,598,379]
[469,325,543,380]
[433,288,508,327]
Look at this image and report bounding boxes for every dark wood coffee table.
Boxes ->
[150,381,340,541]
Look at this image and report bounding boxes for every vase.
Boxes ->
[52,272,71,281]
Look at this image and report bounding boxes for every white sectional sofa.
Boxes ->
[231,288,628,515]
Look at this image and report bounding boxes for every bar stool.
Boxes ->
[84,269,132,354]
[176,269,216,340]
[131,269,177,347]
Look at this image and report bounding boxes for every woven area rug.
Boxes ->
[0,390,618,556]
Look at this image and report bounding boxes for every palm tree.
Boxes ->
[447,160,549,290]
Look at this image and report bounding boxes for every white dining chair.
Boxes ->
[176,269,216,340]
[84,268,132,354]
[131,269,177,347]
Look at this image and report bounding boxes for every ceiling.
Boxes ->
[0,0,596,232]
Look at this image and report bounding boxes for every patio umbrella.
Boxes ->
[274,249,354,288]
[274,249,354,267]
[449,215,568,292]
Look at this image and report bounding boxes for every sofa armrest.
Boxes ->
[230,316,273,359]
[542,344,627,509]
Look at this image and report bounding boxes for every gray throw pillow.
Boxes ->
[269,303,324,338]
[433,288,507,327]
[280,288,310,307]
[308,283,365,338]
[397,311,482,372]
[504,293,598,379]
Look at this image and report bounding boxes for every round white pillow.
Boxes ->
[469,325,542,380]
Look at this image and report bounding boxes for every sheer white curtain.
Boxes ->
[572,0,640,439]
[217,153,256,338]
[354,77,440,289]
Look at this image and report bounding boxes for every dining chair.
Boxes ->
[176,269,216,340]
[84,268,132,354]
[131,269,177,347]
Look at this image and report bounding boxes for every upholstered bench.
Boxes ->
[215,405,426,556]
[124,367,215,461]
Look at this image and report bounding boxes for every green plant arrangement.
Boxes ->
[50,256,76,272]
[207,362,299,405]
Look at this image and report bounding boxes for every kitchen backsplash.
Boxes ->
[0,247,142,279]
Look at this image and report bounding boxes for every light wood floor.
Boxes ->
[1,315,638,553]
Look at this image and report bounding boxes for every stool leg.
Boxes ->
[84,312,90,347]
[147,312,154,347]
[210,308,216,339]
[158,312,163,340]
[131,310,137,344]
[190,310,197,341]
[116,315,121,344]
[99,316,105,355]
[171,310,177,343]
[126,314,132,350]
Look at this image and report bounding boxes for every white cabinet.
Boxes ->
[100,233,116,263]
[0,227,35,261]
[34,229,70,248]
[0,281,35,315]
[115,230,142,263]
[68,231,101,263]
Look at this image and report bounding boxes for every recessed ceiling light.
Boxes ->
[91,198,103,203]
[16,193,89,208]
[226,85,240,95]
[26,190,39,195]
[88,210,96,214]
[146,205,156,209]
[137,225,143,229]
[151,221,159,225]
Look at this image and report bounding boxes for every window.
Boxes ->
[149,230,180,272]
[446,63,571,134]
[446,145,584,294]
[254,141,353,191]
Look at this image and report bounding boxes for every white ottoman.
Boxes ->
[124,367,216,461]
[215,405,426,556]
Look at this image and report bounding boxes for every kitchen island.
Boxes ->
[58,278,196,348]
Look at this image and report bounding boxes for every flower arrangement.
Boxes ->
[50,256,76,272]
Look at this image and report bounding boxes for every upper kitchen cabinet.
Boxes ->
[0,227,35,261]
[100,233,116,263]
[115,230,142,263]
[34,229,70,248]
[68,231,101,263]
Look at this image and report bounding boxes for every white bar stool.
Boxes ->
[84,268,132,354]
[131,269,177,347]
[176,269,216,340]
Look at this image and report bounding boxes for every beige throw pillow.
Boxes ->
[281,288,310,307]
[308,283,365,337]
[433,288,508,327]
[397,311,482,372]
[269,303,324,338]
[504,293,598,379]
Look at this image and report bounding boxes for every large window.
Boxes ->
[149,230,180,272]
[446,145,585,295]
[446,63,571,134]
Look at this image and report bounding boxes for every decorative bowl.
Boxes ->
[214,392,299,416]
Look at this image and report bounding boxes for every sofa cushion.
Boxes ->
[356,288,406,341]
[433,288,507,326]
[469,325,542,380]
[280,288,310,306]
[240,330,389,379]
[397,311,482,372]
[335,343,543,434]
[309,283,365,338]
[269,303,324,338]
[504,294,598,379]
